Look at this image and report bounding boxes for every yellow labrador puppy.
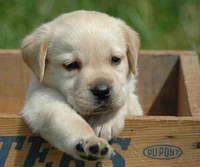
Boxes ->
[21,10,143,161]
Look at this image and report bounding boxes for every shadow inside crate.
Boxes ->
[148,60,180,116]
[137,54,180,116]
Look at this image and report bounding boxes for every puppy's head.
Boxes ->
[21,10,140,115]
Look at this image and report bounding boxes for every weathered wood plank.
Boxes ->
[0,49,196,56]
[180,55,200,116]
[0,116,200,167]
[178,57,191,116]
[139,50,196,56]
[0,51,33,114]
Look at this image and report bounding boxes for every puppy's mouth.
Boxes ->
[92,104,115,114]
[77,102,120,116]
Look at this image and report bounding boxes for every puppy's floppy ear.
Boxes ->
[21,24,51,82]
[121,23,140,75]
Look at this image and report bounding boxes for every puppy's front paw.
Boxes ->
[75,136,115,161]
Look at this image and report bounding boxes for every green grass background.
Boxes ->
[0,0,199,53]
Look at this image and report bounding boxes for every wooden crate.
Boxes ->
[0,50,199,167]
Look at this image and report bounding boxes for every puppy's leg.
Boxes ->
[22,78,114,161]
[86,105,127,141]
[87,93,143,141]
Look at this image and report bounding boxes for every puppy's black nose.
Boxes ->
[91,83,110,101]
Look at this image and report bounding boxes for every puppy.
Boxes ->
[21,10,143,161]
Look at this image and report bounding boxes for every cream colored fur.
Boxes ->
[21,10,143,161]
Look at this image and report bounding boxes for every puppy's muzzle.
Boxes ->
[91,83,111,101]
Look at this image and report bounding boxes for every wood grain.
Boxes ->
[0,116,200,167]
[179,55,200,117]
[178,57,191,116]
[139,50,196,56]
[0,50,33,114]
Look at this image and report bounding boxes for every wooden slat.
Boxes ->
[0,49,196,56]
[180,55,200,116]
[0,116,200,167]
[0,50,33,114]
[139,50,196,56]
[178,58,191,116]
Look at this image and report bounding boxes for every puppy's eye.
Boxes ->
[111,57,121,65]
[63,61,80,71]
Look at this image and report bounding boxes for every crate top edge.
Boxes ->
[0,49,196,57]
[0,49,20,55]
[0,114,199,121]
[139,50,196,56]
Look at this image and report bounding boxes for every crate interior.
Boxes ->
[0,51,189,116]
[137,53,181,116]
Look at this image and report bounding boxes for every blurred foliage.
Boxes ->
[0,0,199,53]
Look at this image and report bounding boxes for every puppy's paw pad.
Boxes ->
[75,137,114,161]
[89,144,99,154]
[100,146,108,155]
[76,141,84,153]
